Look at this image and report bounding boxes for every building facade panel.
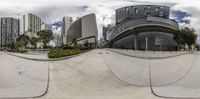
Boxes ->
[67,13,98,48]
[62,16,73,45]
[109,17,178,40]
[116,5,170,25]
[107,5,179,51]
[0,17,20,46]
[67,19,81,43]
[81,14,98,40]
[41,22,48,30]
[138,31,177,50]
[22,13,46,38]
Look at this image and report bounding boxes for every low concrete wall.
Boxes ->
[107,48,193,59]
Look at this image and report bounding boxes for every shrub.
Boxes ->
[63,46,76,49]
[48,48,81,58]
[8,49,27,53]
[79,46,92,51]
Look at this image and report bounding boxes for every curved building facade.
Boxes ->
[67,13,98,48]
[107,5,179,51]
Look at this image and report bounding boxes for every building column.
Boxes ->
[134,34,138,50]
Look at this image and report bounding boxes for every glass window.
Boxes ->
[156,7,159,11]
[159,11,164,16]
[125,7,129,12]
[135,8,138,14]
[117,10,120,15]
[147,12,151,17]
[144,8,147,14]
[117,20,120,23]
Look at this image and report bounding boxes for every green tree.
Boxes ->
[30,37,39,48]
[174,31,184,50]
[175,27,197,50]
[16,34,30,50]
[5,43,15,50]
[84,40,89,47]
[37,30,54,48]
[72,38,77,47]
[196,44,200,51]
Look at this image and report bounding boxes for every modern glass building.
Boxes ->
[107,5,179,51]
[67,13,98,48]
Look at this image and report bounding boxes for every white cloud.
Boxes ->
[0,0,200,42]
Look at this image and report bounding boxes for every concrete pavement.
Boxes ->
[0,49,200,99]
[0,52,49,98]
[33,49,158,99]
[151,52,200,98]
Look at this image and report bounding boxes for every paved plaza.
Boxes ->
[0,52,49,98]
[0,49,200,99]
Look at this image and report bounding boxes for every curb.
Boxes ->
[6,50,92,61]
[106,49,194,59]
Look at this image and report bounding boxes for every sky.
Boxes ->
[0,0,200,43]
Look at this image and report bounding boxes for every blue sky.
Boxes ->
[0,0,199,43]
